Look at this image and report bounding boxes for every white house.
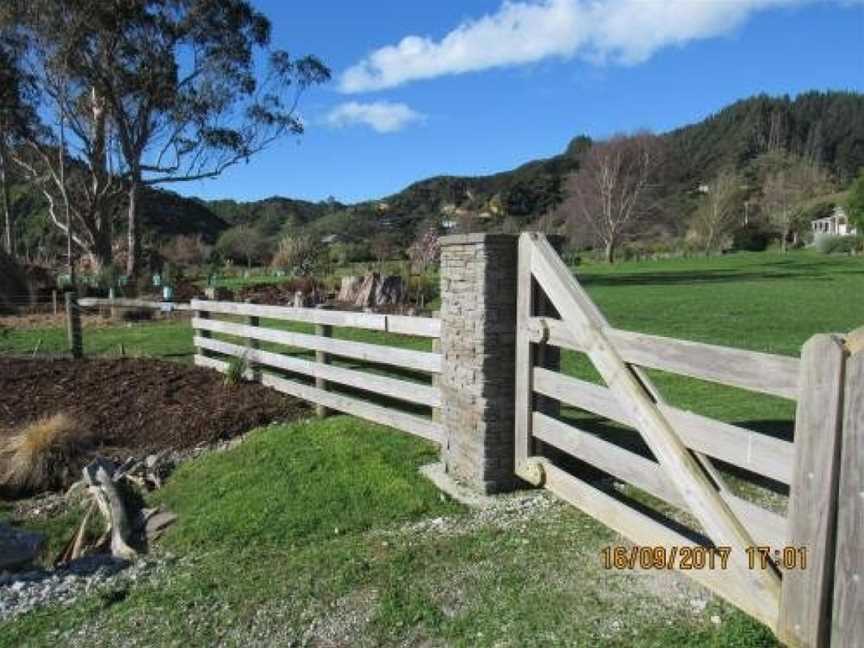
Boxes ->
[811,206,857,240]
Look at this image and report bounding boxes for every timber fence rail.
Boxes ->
[190,299,443,444]
[514,232,861,647]
[78,297,194,312]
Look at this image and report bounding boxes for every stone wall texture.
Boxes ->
[438,233,520,493]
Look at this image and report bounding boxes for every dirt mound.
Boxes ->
[236,278,325,305]
[0,357,306,463]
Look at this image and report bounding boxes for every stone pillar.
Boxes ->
[438,234,521,494]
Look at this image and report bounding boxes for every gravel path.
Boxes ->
[0,555,172,622]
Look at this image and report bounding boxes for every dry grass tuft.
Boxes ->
[0,413,90,496]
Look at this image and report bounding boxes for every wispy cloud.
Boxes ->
[325,101,426,133]
[339,0,825,93]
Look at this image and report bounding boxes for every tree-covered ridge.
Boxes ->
[665,91,864,189]
[218,91,862,242]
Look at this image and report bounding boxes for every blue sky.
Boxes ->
[175,0,864,205]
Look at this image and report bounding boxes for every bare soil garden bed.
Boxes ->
[0,357,306,460]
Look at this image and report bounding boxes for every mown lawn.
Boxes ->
[1,250,862,646]
[2,418,776,647]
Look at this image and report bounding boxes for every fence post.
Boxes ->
[778,334,846,647]
[431,315,441,424]
[831,330,864,647]
[194,304,210,361]
[314,316,332,418]
[52,290,57,316]
[64,291,83,359]
[244,299,260,381]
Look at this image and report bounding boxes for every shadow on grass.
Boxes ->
[576,266,858,288]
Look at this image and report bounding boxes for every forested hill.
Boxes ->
[206,91,863,241]
[663,91,864,191]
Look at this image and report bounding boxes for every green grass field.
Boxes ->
[2,250,862,646]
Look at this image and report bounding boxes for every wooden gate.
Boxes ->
[514,232,853,646]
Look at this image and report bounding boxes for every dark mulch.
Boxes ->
[0,357,307,456]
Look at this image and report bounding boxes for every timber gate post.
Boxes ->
[779,334,846,647]
[831,328,864,648]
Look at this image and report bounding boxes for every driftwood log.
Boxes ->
[55,454,178,565]
[83,459,137,561]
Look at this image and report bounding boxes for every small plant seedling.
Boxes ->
[224,355,250,386]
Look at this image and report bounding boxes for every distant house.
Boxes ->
[811,206,858,240]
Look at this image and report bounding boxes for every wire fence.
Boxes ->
[1,295,196,362]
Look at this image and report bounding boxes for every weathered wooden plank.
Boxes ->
[532,367,794,484]
[386,313,442,338]
[194,354,442,443]
[831,349,863,648]
[514,233,535,469]
[523,459,780,631]
[192,317,441,374]
[195,336,440,408]
[80,297,193,311]
[190,299,441,337]
[527,317,799,400]
[532,412,786,548]
[192,298,386,328]
[528,233,781,616]
[778,334,846,648]
[610,328,799,401]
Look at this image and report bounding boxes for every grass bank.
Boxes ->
[2,417,776,647]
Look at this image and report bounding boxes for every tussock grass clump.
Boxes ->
[0,413,90,496]
[223,355,249,386]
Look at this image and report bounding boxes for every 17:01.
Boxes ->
[745,546,808,570]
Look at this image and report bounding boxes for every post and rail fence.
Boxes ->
[190,299,444,443]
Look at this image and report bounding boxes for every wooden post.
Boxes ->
[245,299,260,381]
[64,291,83,359]
[431,334,441,423]
[52,290,57,315]
[832,339,863,647]
[778,334,847,647]
[315,321,332,417]
[514,233,536,475]
[194,309,210,359]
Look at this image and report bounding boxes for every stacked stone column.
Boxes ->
[438,234,521,493]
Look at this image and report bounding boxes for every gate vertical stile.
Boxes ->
[514,233,538,480]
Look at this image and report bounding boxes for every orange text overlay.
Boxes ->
[600,545,809,570]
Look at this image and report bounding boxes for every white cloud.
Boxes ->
[325,101,426,133]
[339,0,821,92]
